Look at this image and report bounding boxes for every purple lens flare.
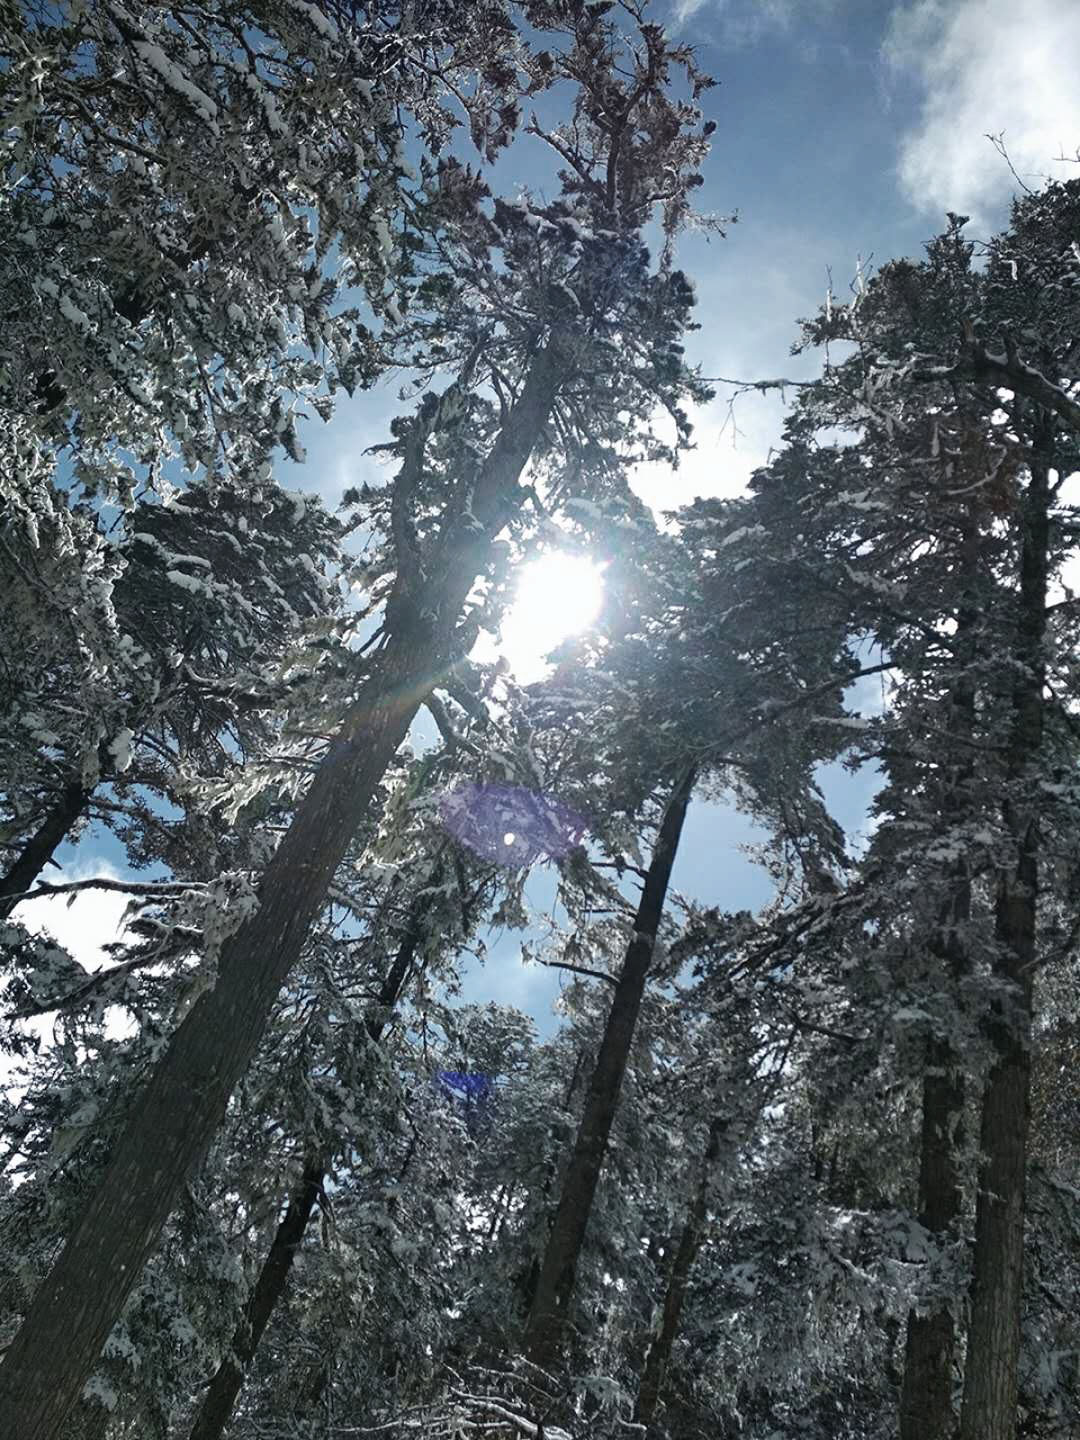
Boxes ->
[439,783,587,868]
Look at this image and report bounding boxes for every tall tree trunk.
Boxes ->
[189,1157,324,1440]
[185,924,420,1440]
[959,445,1049,1440]
[522,767,695,1373]
[635,1114,724,1432]
[0,344,564,1440]
[516,1047,588,1315]
[900,1053,966,1440]
[900,523,978,1440]
[0,781,91,918]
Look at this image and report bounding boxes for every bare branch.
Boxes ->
[985,131,1035,196]
[699,373,815,394]
[531,958,618,988]
[9,877,203,905]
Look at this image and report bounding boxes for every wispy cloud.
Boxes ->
[885,0,1080,225]
[672,0,712,23]
[672,0,849,46]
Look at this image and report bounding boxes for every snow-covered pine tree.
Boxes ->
[509,459,860,1379]
[0,7,716,1432]
[0,0,537,500]
[699,184,1080,1440]
[1,479,344,917]
[0,725,510,1437]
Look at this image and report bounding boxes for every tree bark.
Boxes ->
[0,343,564,1440]
[900,524,978,1440]
[185,924,420,1440]
[635,1113,724,1432]
[900,1053,966,1440]
[0,780,91,918]
[959,445,1049,1440]
[516,1047,588,1315]
[522,767,695,1373]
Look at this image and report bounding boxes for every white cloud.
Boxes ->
[673,0,711,22]
[631,405,775,515]
[885,0,1080,225]
[12,862,131,973]
[7,861,135,1060]
[672,0,848,44]
[673,0,786,38]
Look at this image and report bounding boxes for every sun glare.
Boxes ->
[498,553,605,682]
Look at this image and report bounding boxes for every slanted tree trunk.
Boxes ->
[186,923,421,1440]
[635,1113,725,1432]
[522,768,696,1373]
[0,780,91,918]
[959,444,1049,1440]
[0,344,564,1440]
[189,1156,324,1440]
[515,1047,588,1315]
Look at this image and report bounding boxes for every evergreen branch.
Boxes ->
[8,877,204,904]
[780,1004,868,1045]
[424,692,482,757]
[693,661,897,770]
[7,940,197,1021]
[913,338,1080,434]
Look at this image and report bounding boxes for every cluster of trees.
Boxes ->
[1,2,1077,1439]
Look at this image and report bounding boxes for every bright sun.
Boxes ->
[497,553,605,682]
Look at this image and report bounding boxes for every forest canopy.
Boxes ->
[1,4,1078,1440]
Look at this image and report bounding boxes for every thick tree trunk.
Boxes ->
[900,571,977,1440]
[635,1114,724,1431]
[185,925,420,1440]
[959,994,1033,1440]
[897,495,985,1440]
[522,768,695,1373]
[900,1052,966,1440]
[959,447,1049,1440]
[901,898,970,1440]
[0,344,563,1440]
[0,780,91,918]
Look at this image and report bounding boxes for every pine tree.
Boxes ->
[1,0,532,498]
[0,8,717,1431]
[1,479,344,916]
[712,185,1080,1440]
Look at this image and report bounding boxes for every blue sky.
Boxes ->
[423,0,1080,1023]
[17,0,1080,1034]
